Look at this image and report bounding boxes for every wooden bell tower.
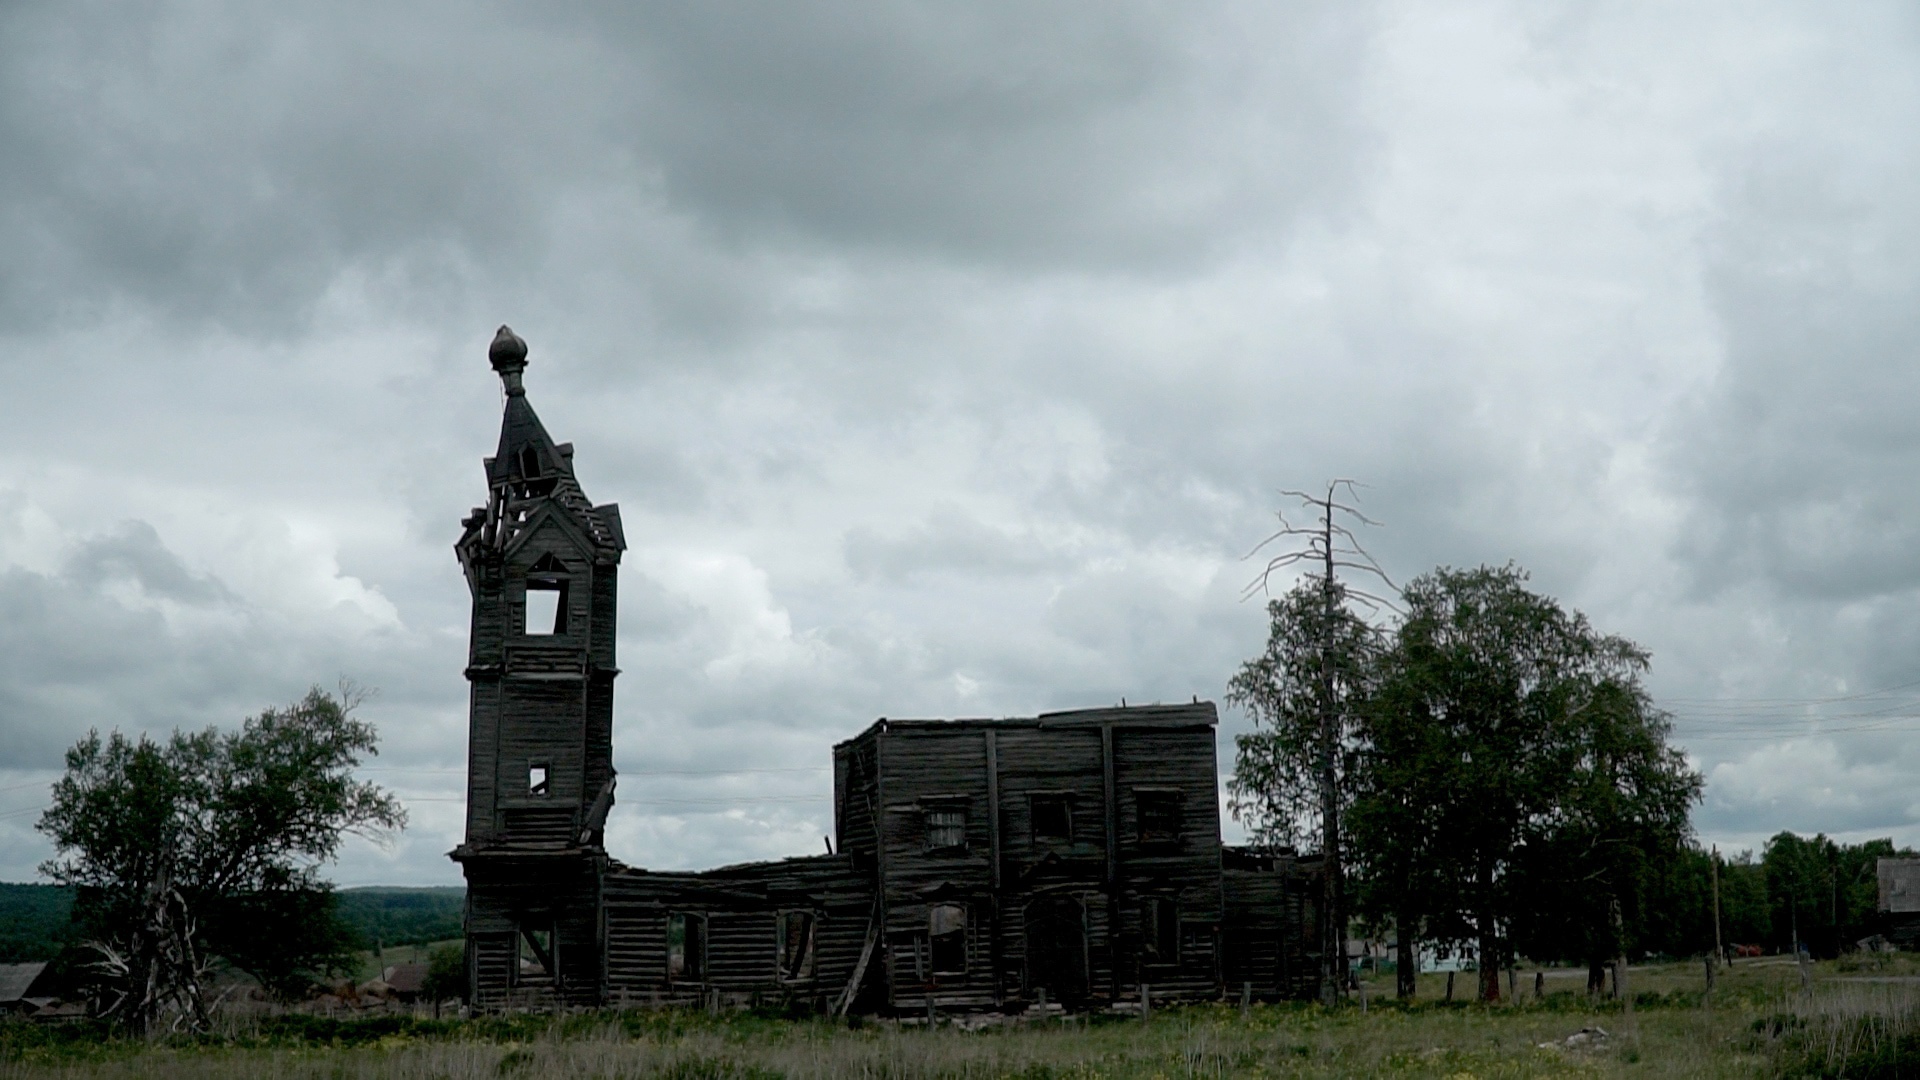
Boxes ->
[452,326,625,1007]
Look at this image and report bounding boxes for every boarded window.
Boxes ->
[1143,898,1179,962]
[1136,791,1183,846]
[924,806,967,851]
[524,580,567,635]
[667,912,706,980]
[1031,795,1071,842]
[528,763,549,797]
[929,903,967,976]
[777,910,817,982]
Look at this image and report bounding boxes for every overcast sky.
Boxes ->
[3,2,1919,885]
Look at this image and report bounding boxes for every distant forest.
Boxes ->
[1628,833,1912,961]
[0,884,464,963]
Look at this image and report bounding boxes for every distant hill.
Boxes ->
[0,883,76,962]
[334,886,465,948]
[0,883,464,960]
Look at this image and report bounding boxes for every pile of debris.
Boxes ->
[1539,1026,1611,1053]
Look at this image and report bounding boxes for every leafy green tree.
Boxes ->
[1765,832,1830,956]
[1228,578,1381,849]
[1514,676,1701,985]
[1628,845,1716,961]
[421,941,465,1009]
[1718,850,1771,949]
[38,687,404,1031]
[1761,832,1901,957]
[1832,838,1901,951]
[1347,671,1453,999]
[1352,564,1699,1000]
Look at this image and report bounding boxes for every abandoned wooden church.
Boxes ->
[453,328,1325,1013]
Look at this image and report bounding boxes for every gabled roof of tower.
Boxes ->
[458,327,624,562]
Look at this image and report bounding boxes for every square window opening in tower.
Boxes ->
[524,580,566,635]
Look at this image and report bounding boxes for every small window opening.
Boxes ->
[929,903,967,976]
[924,805,967,851]
[1031,795,1071,842]
[524,580,567,635]
[777,910,817,982]
[1143,898,1179,963]
[667,912,706,980]
[519,446,541,479]
[1136,791,1183,846]
[517,924,554,982]
[528,763,549,797]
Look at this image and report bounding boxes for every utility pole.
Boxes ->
[1711,845,1724,967]
[1832,846,1841,958]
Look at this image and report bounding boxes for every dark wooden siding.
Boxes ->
[1110,720,1225,1001]
[857,704,1230,1010]
[599,857,875,1009]
[869,726,998,1009]
[1222,849,1323,1001]
[463,856,602,1008]
[991,723,1110,1001]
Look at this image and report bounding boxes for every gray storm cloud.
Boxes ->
[0,2,1917,882]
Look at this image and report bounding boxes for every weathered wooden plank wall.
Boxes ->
[599,857,873,1010]
[1222,850,1324,1001]
[822,705,1234,1012]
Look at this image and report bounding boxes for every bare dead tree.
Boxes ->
[1243,480,1396,1004]
[86,866,218,1036]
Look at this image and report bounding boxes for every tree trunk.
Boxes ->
[1478,930,1500,1002]
[1609,895,1629,1009]
[1396,915,1416,999]
[1318,540,1345,1003]
[1477,862,1500,1002]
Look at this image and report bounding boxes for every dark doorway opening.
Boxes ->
[1025,894,1088,1007]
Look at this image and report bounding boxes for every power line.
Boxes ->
[0,779,56,796]
[1663,676,1920,707]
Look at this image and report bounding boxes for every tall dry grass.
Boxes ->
[12,959,1882,1079]
[1761,980,1920,1078]
[0,996,1779,1080]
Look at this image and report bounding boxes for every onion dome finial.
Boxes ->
[489,325,529,395]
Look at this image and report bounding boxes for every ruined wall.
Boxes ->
[601,857,873,1011]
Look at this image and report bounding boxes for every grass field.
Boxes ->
[2,956,1912,1078]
